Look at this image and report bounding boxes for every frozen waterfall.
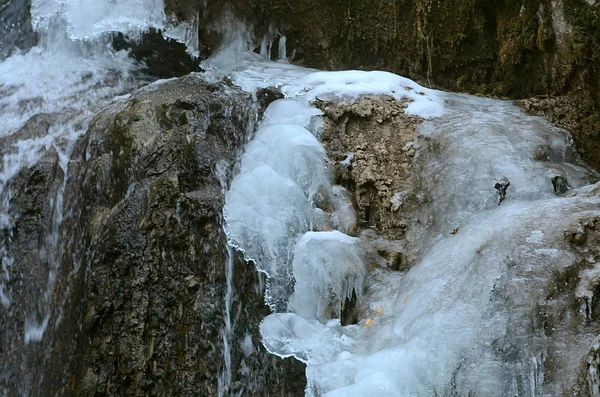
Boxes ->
[219,39,600,396]
[2,1,600,394]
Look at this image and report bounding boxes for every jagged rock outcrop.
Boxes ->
[0,75,305,396]
[317,96,429,272]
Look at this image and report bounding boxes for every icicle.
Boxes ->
[278,35,287,60]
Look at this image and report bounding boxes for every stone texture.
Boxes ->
[319,96,420,241]
[318,96,426,271]
[0,75,305,396]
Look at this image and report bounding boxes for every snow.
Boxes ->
[282,70,444,119]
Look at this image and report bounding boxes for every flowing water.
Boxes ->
[0,0,192,393]
[2,2,600,396]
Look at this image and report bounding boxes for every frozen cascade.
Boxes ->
[219,34,600,396]
[2,2,600,393]
[288,231,366,321]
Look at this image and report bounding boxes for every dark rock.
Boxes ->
[112,29,201,78]
[0,138,63,395]
[552,175,570,195]
[494,176,510,205]
[0,0,36,59]
[256,86,284,114]
[0,75,305,396]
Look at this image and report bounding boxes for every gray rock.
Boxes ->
[0,75,304,397]
[494,176,510,205]
[552,175,570,195]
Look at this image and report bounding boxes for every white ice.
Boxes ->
[289,231,366,321]
[31,0,166,41]
[219,29,600,397]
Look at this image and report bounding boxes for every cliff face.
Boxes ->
[0,75,305,396]
[166,0,600,169]
[62,77,304,396]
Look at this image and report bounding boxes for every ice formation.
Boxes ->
[288,231,366,321]
[220,34,600,396]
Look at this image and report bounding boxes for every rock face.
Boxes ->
[164,0,600,169]
[519,92,600,170]
[318,96,425,270]
[319,96,420,241]
[0,0,35,59]
[0,75,305,396]
[0,114,64,395]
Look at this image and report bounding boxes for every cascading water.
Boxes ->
[0,0,202,394]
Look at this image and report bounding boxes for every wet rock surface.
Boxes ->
[0,0,35,59]
[493,176,511,204]
[112,30,201,78]
[519,92,600,171]
[552,175,570,195]
[0,76,305,396]
[0,129,63,394]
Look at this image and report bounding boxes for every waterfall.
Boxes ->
[0,0,199,393]
[2,2,600,395]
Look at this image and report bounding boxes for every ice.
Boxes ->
[216,19,600,396]
[240,124,329,199]
[225,165,313,310]
[329,186,357,235]
[390,191,408,212]
[202,26,444,123]
[224,122,332,311]
[261,99,323,129]
[31,0,165,41]
[411,93,596,241]
[260,313,356,365]
[240,333,255,357]
[576,264,600,321]
[24,315,50,344]
[289,231,366,321]
[162,14,200,57]
[526,230,545,244]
